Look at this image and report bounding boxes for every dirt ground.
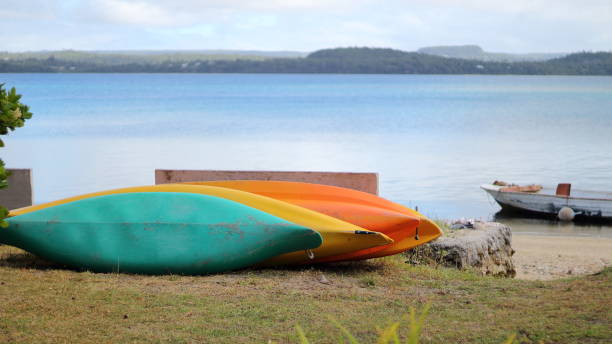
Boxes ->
[512,234,612,280]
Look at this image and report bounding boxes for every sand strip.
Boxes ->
[512,234,612,280]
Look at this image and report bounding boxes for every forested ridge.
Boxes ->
[1,47,611,75]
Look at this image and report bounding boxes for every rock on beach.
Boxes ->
[408,222,516,277]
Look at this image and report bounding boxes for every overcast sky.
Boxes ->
[1,0,611,53]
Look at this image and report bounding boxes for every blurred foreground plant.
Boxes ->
[295,303,516,344]
[0,84,33,225]
[295,304,430,344]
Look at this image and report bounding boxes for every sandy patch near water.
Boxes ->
[512,234,612,280]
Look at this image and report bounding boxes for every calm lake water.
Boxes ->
[2,74,612,237]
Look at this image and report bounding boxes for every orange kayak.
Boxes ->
[181,180,442,262]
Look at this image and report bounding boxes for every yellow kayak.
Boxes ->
[180,180,442,260]
[11,184,393,265]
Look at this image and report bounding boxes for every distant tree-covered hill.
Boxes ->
[417,45,566,62]
[1,47,611,75]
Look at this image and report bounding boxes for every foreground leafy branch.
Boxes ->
[0,84,33,225]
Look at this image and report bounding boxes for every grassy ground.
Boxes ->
[0,245,610,343]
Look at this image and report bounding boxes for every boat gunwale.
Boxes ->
[480,184,612,202]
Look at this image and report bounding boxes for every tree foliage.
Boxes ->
[0,84,32,225]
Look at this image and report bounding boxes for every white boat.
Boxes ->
[481,183,612,220]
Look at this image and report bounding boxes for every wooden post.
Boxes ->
[0,168,33,210]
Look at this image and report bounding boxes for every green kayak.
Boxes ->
[1,192,322,274]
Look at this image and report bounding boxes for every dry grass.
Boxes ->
[0,245,610,343]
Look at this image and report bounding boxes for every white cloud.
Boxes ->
[89,0,184,27]
[170,24,215,37]
[412,0,612,23]
[233,14,278,30]
[0,0,59,20]
[0,0,611,52]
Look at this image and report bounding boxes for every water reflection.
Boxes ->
[493,212,612,238]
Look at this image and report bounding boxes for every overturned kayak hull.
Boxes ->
[3,192,322,274]
[181,180,441,260]
[10,184,392,265]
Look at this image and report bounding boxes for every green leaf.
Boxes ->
[0,206,9,226]
[502,334,517,344]
[376,322,400,344]
[329,317,360,344]
[407,304,430,344]
[295,325,310,344]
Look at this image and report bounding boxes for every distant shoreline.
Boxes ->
[2,47,611,75]
[3,72,612,77]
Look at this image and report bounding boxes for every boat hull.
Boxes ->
[481,184,612,220]
[3,192,323,274]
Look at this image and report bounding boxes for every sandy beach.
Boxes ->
[512,234,612,280]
